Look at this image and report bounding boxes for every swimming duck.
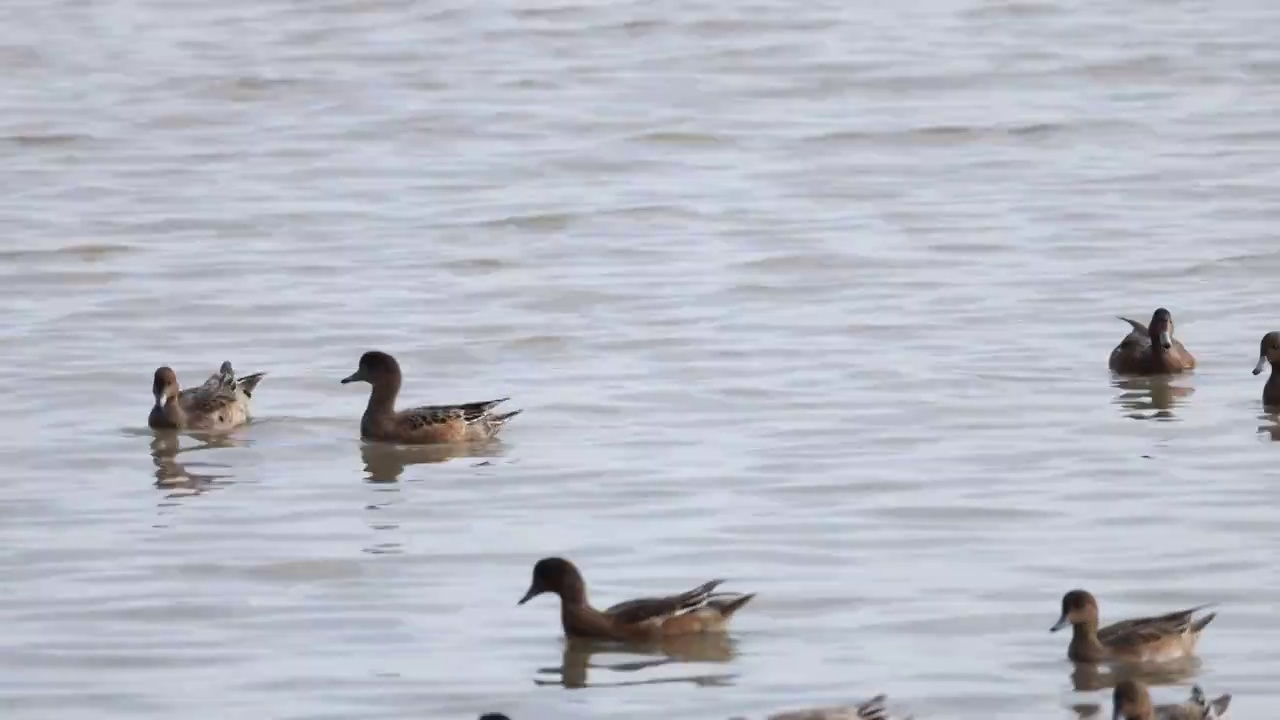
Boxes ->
[1050,589,1215,663]
[1109,308,1196,375]
[1252,331,1280,407]
[1113,679,1231,720]
[766,694,903,720]
[149,361,265,431]
[340,350,520,444]
[517,556,755,641]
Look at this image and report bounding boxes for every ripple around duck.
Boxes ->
[2,0,1280,718]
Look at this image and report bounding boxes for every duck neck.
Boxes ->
[364,377,401,418]
[1068,620,1105,661]
[557,583,594,636]
[557,581,588,607]
[1265,364,1280,405]
[153,396,186,429]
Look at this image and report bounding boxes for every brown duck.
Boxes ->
[517,557,755,641]
[1253,331,1280,407]
[1112,678,1231,720]
[340,351,520,444]
[1109,308,1196,375]
[149,361,265,431]
[1051,589,1215,663]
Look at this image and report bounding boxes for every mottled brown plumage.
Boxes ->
[1050,589,1215,663]
[148,361,265,431]
[340,351,520,444]
[517,557,754,641]
[1109,308,1196,375]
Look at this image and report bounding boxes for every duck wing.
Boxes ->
[1098,604,1214,647]
[179,361,239,408]
[234,370,266,398]
[396,398,510,432]
[602,579,726,626]
[1114,316,1152,351]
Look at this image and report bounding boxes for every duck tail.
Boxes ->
[856,694,890,720]
[488,409,522,427]
[236,372,266,398]
[1210,693,1232,717]
[474,397,510,413]
[707,592,755,619]
[457,398,511,423]
[1191,611,1217,633]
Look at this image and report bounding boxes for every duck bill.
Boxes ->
[1158,331,1173,350]
[340,370,363,385]
[1050,614,1069,632]
[1255,355,1268,376]
[517,586,539,606]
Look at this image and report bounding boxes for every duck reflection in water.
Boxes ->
[1070,670,1223,720]
[360,441,504,482]
[150,432,239,493]
[534,634,737,689]
[1257,413,1280,442]
[1067,655,1200,695]
[1111,376,1194,421]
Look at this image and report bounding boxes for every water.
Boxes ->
[2,0,1279,717]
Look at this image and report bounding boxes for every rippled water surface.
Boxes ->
[3,0,1280,718]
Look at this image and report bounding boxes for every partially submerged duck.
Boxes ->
[517,556,754,641]
[1109,308,1195,375]
[340,350,520,444]
[149,361,265,431]
[1051,589,1215,663]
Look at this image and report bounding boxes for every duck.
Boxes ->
[517,556,755,641]
[149,361,265,431]
[339,351,520,444]
[1252,331,1280,407]
[1112,678,1231,719]
[1109,308,1196,375]
[1050,589,1215,663]
[766,694,904,720]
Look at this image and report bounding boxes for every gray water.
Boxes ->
[2,0,1280,717]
